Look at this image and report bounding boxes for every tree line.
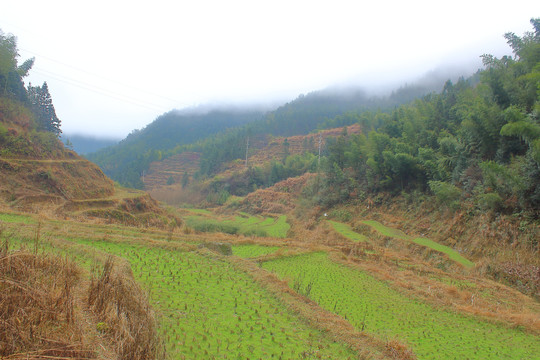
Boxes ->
[0,29,61,137]
[310,19,539,217]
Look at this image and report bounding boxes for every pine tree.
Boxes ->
[28,82,62,137]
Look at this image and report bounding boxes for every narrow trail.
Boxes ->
[0,157,88,164]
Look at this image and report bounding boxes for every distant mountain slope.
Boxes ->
[88,65,469,188]
[147,124,361,205]
[144,152,200,189]
[87,108,265,188]
[144,124,361,191]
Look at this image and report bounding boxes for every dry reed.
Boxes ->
[0,239,95,359]
[87,256,164,360]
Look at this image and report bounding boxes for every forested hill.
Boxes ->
[86,108,264,188]
[89,70,460,188]
[311,19,540,216]
[157,18,539,221]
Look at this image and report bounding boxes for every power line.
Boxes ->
[21,47,186,105]
[31,67,169,112]
[1,21,193,112]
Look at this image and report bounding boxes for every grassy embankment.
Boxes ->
[361,220,474,268]
[329,218,473,268]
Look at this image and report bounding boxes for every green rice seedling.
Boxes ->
[262,252,539,360]
[232,244,280,258]
[69,238,357,359]
[412,238,474,268]
[0,212,37,224]
[361,220,409,239]
[264,215,290,238]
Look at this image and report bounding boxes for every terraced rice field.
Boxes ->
[262,252,539,360]
[328,221,369,242]
[3,212,537,360]
[232,244,281,258]
[185,212,290,238]
[0,212,37,224]
[68,238,357,359]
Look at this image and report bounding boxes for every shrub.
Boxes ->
[191,221,239,235]
[476,192,503,211]
[328,209,352,222]
[428,181,462,209]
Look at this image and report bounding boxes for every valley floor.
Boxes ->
[1,209,538,360]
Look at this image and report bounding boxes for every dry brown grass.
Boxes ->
[87,256,164,360]
[366,195,540,298]
[385,340,417,360]
[0,240,96,359]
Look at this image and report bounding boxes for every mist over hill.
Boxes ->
[87,64,475,189]
[86,108,265,188]
[62,134,120,155]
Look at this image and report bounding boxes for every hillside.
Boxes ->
[143,151,201,189]
[150,20,540,299]
[91,74,456,189]
[0,99,113,200]
[0,31,170,360]
[87,108,265,188]
[2,19,540,360]
[144,124,361,192]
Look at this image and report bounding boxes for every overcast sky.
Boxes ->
[1,1,538,137]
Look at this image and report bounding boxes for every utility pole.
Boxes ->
[245,135,249,168]
[318,132,323,167]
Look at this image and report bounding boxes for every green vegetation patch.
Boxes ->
[362,220,474,267]
[262,252,539,360]
[70,238,357,359]
[328,221,368,242]
[361,220,409,239]
[184,208,213,215]
[413,237,474,268]
[232,244,281,258]
[185,212,290,238]
[265,215,290,238]
[184,215,240,235]
[0,213,36,224]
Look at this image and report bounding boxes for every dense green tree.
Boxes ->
[0,29,34,102]
[313,19,540,217]
[27,82,62,137]
[181,171,189,188]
